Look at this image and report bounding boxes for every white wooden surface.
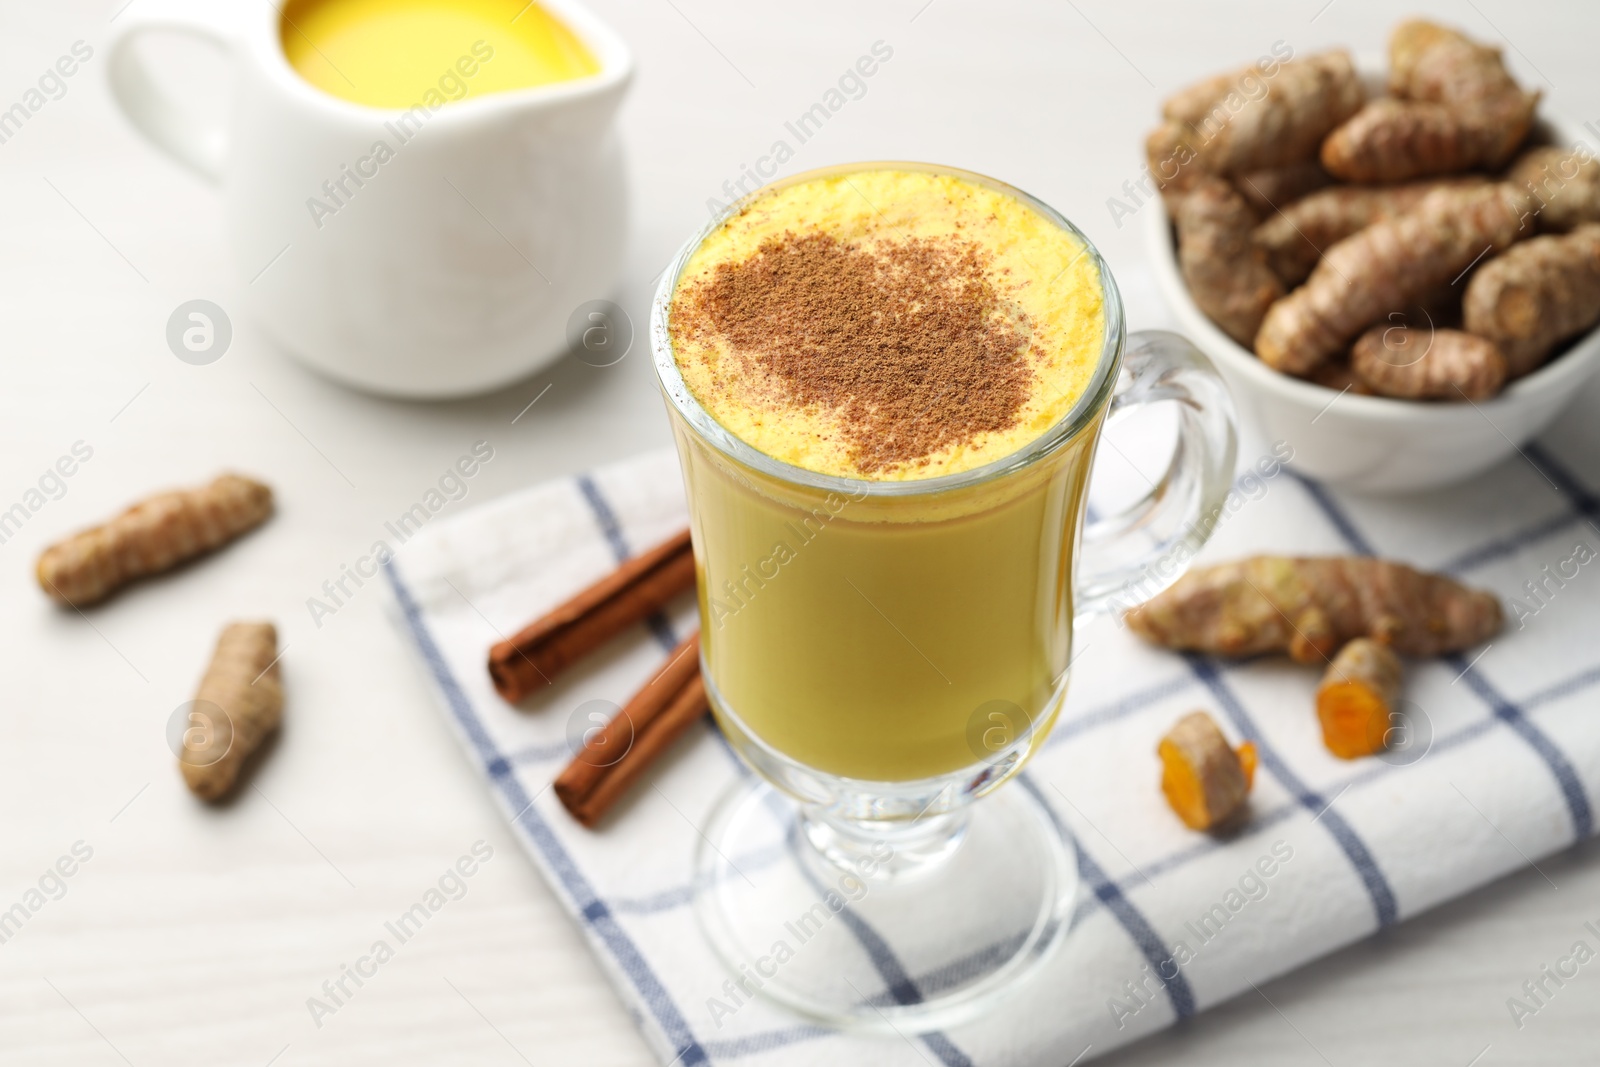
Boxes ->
[2,1,1597,1063]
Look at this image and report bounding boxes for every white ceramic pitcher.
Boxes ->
[108,0,633,398]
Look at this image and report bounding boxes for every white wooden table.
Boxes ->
[2,1,1596,1063]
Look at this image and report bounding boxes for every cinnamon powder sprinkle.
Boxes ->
[671,231,1040,474]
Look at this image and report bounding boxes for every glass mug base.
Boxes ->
[692,775,1078,1036]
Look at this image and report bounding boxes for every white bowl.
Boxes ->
[1144,112,1600,495]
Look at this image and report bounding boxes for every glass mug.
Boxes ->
[650,163,1237,1033]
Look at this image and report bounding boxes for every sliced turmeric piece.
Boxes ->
[1175,176,1285,345]
[1159,711,1256,831]
[1321,21,1538,182]
[1124,556,1503,665]
[1254,183,1530,375]
[1351,326,1507,400]
[1317,638,1403,759]
[36,473,273,607]
[1463,224,1600,378]
[179,621,284,802]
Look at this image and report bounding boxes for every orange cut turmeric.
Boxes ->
[1316,639,1403,759]
[1159,711,1257,831]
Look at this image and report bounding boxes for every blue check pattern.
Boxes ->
[385,438,1600,1067]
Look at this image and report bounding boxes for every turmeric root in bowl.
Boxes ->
[1143,25,1600,493]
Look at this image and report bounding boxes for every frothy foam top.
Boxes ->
[668,170,1106,481]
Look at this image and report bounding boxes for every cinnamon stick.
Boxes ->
[489,529,695,702]
[555,631,708,828]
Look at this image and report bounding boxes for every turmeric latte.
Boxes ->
[667,170,1106,480]
[280,0,598,109]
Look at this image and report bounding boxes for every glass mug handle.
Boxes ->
[1075,329,1239,622]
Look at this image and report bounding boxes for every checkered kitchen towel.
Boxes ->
[383,429,1600,1066]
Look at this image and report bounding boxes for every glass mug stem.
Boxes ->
[800,804,970,884]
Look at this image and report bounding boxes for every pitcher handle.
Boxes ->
[1075,330,1238,622]
[106,0,241,183]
